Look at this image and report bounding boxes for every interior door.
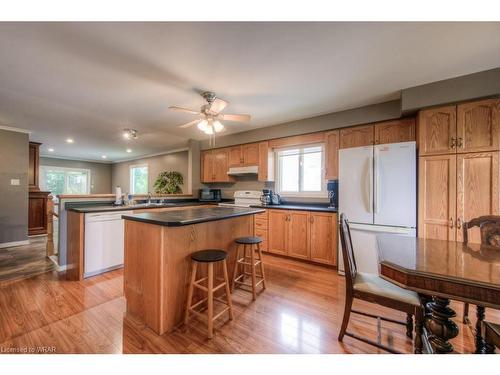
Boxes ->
[287,211,310,260]
[268,210,288,255]
[374,142,416,227]
[310,212,337,265]
[418,154,457,241]
[418,106,457,156]
[456,151,500,243]
[456,98,500,153]
[339,146,374,224]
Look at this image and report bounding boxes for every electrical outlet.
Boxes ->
[10,179,20,186]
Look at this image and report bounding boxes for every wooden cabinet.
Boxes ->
[287,211,310,259]
[418,106,457,156]
[228,142,260,167]
[28,141,41,191]
[28,191,50,235]
[268,210,288,255]
[200,149,233,183]
[309,212,337,265]
[324,130,339,180]
[254,209,269,251]
[374,118,415,145]
[456,98,500,154]
[258,141,273,182]
[456,152,500,243]
[228,146,243,167]
[340,125,374,149]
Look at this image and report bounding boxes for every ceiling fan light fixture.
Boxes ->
[197,119,208,131]
[204,123,214,135]
[123,128,138,140]
[213,120,224,133]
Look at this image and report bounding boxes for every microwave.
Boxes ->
[199,189,222,202]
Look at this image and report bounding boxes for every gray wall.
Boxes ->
[40,157,113,194]
[111,150,190,194]
[0,129,29,245]
[401,67,500,113]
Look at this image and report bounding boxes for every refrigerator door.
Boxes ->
[374,141,416,228]
[338,223,416,274]
[339,146,374,224]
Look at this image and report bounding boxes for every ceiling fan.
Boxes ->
[169,91,251,135]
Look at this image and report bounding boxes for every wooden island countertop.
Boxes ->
[122,206,264,335]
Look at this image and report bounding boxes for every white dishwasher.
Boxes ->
[84,211,133,278]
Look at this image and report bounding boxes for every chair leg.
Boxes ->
[184,261,197,325]
[406,313,413,339]
[414,306,424,354]
[463,302,470,324]
[207,262,214,339]
[257,243,267,289]
[222,259,234,320]
[250,244,257,301]
[231,244,240,292]
[338,294,353,341]
[475,306,485,354]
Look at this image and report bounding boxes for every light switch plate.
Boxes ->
[10,179,20,186]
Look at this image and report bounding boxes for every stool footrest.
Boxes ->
[234,278,265,288]
[236,259,262,267]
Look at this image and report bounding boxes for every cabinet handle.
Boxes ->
[456,218,462,230]
[310,216,314,223]
[457,137,463,148]
[450,137,456,149]
[449,217,454,229]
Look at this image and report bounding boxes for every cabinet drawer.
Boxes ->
[255,218,268,229]
[255,210,268,219]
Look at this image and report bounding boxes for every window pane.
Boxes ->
[44,170,65,196]
[302,151,322,191]
[279,153,299,192]
[66,171,88,194]
[132,167,148,194]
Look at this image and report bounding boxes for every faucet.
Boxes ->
[147,192,152,205]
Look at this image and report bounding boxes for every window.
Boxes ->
[130,164,148,194]
[40,166,90,196]
[275,144,326,197]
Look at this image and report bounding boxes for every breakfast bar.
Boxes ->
[121,206,264,335]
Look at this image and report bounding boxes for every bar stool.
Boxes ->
[232,236,267,300]
[184,249,234,339]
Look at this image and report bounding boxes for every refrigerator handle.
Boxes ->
[374,151,380,214]
[368,156,373,213]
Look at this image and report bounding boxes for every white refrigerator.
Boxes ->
[338,141,416,274]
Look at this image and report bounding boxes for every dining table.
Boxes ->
[377,235,500,354]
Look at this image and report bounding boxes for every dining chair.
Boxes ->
[483,321,499,354]
[337,214,424,354]
[462,215,500,353]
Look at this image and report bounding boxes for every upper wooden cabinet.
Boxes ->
[29,141,41,191]
[340,124,374,149]
[418,99,500,156]
[324,130,339,180]
[228,142,260,167]
[200,148,233,183]
[258,141,273,182]
[456,98,500,154]
[374,118,415,145]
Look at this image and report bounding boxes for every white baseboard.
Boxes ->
[0,240,30,249]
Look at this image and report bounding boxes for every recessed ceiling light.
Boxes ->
[66,138,74,144]
[126,149,132,153]
[48,148,54,152]
[101,155,107,159]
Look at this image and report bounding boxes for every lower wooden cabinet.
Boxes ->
[28,191,51,235]
[267,209,337,266]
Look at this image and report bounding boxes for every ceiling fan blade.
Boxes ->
[169,106,200,115]
[178,119,200,128]
[220,113,251,122]
[208,98,228,114]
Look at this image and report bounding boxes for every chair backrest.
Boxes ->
[339,213,357,290]
[463,215,500,248]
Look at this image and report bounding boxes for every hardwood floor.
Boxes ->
[0,252,494,354]
[0,237,55,284]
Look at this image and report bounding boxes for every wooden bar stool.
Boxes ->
[184,249,234,339]
[232,236,267,301]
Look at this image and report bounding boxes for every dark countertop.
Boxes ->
[250,203,337,213]
[122,206,265,227]
[67,200,222,213]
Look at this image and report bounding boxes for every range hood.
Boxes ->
[227,166,259,175]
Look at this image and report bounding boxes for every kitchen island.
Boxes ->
[122,206,264,335]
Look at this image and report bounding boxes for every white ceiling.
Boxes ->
[0,22,499,162]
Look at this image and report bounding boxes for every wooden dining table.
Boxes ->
[377,235,500,354]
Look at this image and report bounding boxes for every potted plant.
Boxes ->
[153,171,184,194]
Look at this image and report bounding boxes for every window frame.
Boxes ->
[129,163,149,194]
[39,165,91,196]
[274,143,327,198]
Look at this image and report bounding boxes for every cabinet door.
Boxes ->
[228,146,243,166]
[309,213,337,265]
[201,151,213,183]
[324,130,339,180]
[287,211,310,260]
[418,155,456,241]
[340,125,374,149]
[213,149,231,182]
[268,210,288,255]
[457,99,500,153]
[418,106,456,156]
[28,142,40,191]
[258,141,270,181]
[374,118,416,145]
[456,152,499,243]
[242,143,259,165]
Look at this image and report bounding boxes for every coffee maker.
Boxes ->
[260,189,272,205]
[327,180,338,209]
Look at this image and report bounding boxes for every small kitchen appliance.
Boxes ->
[260,189,272,205]
[327,180,338,209]
[199,188,222,202]
[271,192,281,205]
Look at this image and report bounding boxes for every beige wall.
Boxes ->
[111,150,190,195]
[0,128,29,245]
[40,157,113,194]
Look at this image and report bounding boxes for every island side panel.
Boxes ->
[124,220,165,333]
[66,211,84,281]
